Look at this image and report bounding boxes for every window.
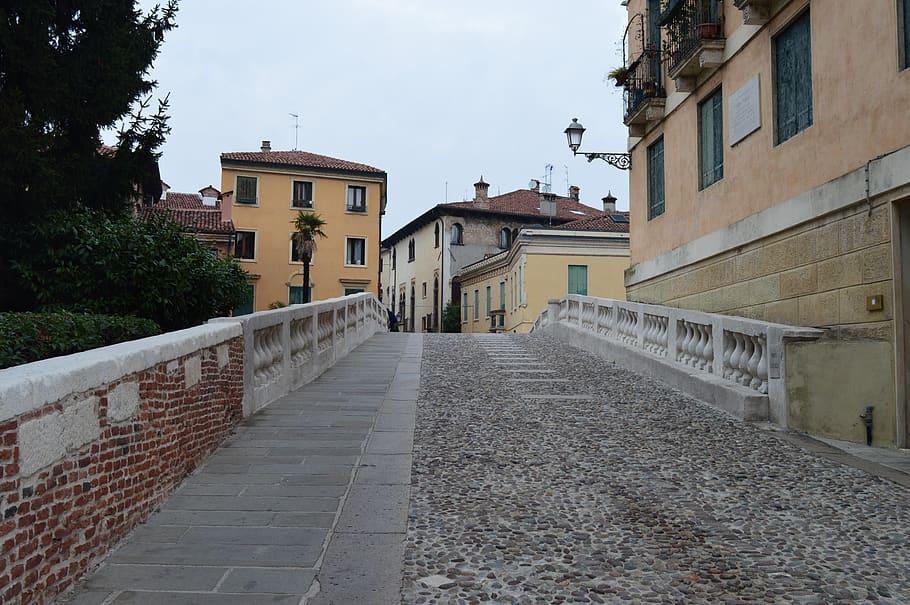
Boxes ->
[774,11,813,144]
[292,180,313,208]
[647,137,665,220]
[434,223,440,248]
[473,290,479,321]
[462,292,468,321]
[568,265,588,296]
[234,231,256,260]
[499,281,506,310]
[236,176,258,204]
[347,185,367,212]
[290,235,313,264]
[485,286,492,317]
[499,228,511,249]
[698,88,723,190]
[408,239,415,262]
[451,222,464,245]
[289,285,312,304]
[422,282,427,298]
[344,287,364,296]
[346,237,366,265]
[234,284,255,315]
[902,0,910,69]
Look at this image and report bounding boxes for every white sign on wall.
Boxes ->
[729,73,762,146]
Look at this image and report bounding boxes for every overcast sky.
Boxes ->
[134,0,630,237]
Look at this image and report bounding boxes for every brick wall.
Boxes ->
[0,336,244,605]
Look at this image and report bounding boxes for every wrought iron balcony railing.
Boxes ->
[660,0,725,77]
[623,48,666,125]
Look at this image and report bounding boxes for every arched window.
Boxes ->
[432,276,439,330]
[499,227,511,249]
[434,223,440,248]
[392,248,396,270]
[451,222,464,245]
[408,238,415,261]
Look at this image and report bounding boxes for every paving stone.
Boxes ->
[336,485,409,533]
[109,542,323,566]
[83,564,225,591]
[178,526,328,545]
[310,532,406,605]
[217,567,317,594]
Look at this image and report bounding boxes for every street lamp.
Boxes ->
[564,118,631,171]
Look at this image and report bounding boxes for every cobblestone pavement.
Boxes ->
[402,334,910,604]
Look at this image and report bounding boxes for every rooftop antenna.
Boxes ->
[539,164,553,193]
[564,164,570,195]
[289,113,300,149]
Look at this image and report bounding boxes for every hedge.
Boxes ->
[0,312,160,370]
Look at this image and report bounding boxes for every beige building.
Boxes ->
[221,142,387,313]
[380,179,603,332]
[457,212,631,333]
[614,0,910,446]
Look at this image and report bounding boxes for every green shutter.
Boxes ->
[775,11,812,144]
[648,137,665,220]
[568,265,588,296]
[462,293,468,320]
[473,290,479,320]
[485,286,491,317]
[699,89,723,189]
[499,282,506,310]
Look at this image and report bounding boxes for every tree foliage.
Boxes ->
[443,303,461,333]
[291,211,327,304]
[0,0,179,222]
[10,209,250,331]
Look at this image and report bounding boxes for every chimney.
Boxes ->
[473,176,489,208]
[602,191,617,214]
[569,185,580,201]
[261,140,271,152]
[220,191,233,224]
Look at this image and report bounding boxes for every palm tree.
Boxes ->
[291,211,327,303]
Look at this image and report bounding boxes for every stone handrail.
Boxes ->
[533,295,823,422]
[210,292,388,416]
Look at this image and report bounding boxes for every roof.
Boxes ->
[445,189,599,221]
[382,188,602,246]
[141,191,234,234]
[554,211,630,233]
[220,150,385,175]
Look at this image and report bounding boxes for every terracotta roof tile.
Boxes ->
[445,189,601,221]
[142,191,233,233]
[555,211,630,233]
[220,150,384,174]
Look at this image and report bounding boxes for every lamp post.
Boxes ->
[564,118,631,170]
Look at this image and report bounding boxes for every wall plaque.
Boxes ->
[729,73,761,146]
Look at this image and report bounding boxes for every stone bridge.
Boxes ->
[1,294,908,604]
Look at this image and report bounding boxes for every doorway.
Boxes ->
[893,200,910,448]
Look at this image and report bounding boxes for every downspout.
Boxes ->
[438,219,444,332]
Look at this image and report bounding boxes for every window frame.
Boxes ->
[773,9,813,145]
[473,289,480,321]
[485,286,492,318]
[291,179,314,209]
[346,184,368,213]
[422,282,427,298]
[345,236,368,267]
[451,222,464,245]
[462,292,469,322]
[499,228,511,249]
[289,285,313,305]
[698,87,724,190]
[568,265,589,296]
[647,136,665,221]
[901,0,910,70]
[408,239,415,262]
[344,287,364,296]
[235,175,259,205]
[234,230,257,261]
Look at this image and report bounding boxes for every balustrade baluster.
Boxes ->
[702,323,713,372]
[693,324,707,369]
[756,335,768,393]
[747,335,762,390]
[738,334,753,386]
[729,332,744,383]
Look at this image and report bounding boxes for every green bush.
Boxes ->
[8,209,250,331]
[442,303,462,333]
[0,311,160,369]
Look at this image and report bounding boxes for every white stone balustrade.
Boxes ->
[537,295,822,424]
[212,293,387,416]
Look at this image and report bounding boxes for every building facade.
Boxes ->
[618,0,910,446]
[457,212,631,333]
[221,142,387,312]
[380,179,603,332]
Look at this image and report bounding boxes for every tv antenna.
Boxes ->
[289,113,300,149]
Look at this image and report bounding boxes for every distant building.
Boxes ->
[618,0,910,446]
[220,142,387,312]
[457,198,630,333]
[380,178,602,332]
[141,186,235,257]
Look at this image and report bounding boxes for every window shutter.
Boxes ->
[568,265,588,296]
[648,138,665,219]
[776,11,812,143]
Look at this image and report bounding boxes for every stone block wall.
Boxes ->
[0,328,244,605]
[627,201,893,342]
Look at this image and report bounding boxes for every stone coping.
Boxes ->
[0,322,242,423]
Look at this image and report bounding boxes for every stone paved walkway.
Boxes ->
[61,333,421,605]
[60,332,910,604]
[403,334,910,604]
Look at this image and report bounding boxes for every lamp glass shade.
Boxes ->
[564,118,585,152]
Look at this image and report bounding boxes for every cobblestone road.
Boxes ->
[402,334,910,604]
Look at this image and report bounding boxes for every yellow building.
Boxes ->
[457,212,630,333]
[606,0,910,445]
[221,142,387,312]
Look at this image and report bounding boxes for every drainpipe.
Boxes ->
[438,219,444,333]
[860,405,874,446]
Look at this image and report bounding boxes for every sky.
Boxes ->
[132,0,631,237]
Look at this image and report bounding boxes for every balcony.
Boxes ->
[733,0,771,25]
[623,48,666,136]
[660,0,726,92]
